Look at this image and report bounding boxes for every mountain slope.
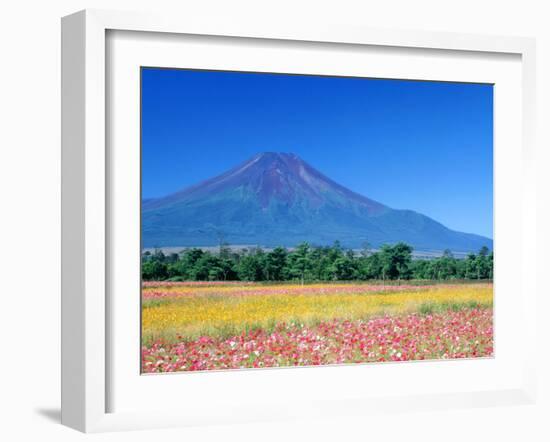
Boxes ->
[142,152,492,252]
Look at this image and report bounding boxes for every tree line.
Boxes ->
[141,242,493,282]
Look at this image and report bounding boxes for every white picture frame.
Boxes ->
[61,9,538,433]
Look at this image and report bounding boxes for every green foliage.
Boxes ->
[237,252,265,281]
[287,242,312,284]
[141,243,493,283]
[265,246,288,281]
[379,242,413,280]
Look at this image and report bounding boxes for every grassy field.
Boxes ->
[141,281,493,372]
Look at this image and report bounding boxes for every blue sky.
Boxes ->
[142,68,493,238]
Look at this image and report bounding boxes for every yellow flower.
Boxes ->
[142,283,492,344]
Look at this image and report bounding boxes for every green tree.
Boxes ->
[379,242,413,280]
[288,242,312,284]
[464,253,478,279]
[237,250,265,281]
[479,246,490,257]
[265,247,288,281]
[357,253,383,279]
[141,241,492,283]
[141,260,168,280]
[330,255,356,280]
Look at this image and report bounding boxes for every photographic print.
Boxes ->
[140,68,493,373]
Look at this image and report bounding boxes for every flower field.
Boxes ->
[141,282,493,373]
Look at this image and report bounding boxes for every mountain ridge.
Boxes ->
[142,152,492,252]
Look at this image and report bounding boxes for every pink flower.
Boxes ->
[142,308,493,373]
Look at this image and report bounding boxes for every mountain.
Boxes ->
[142,152,492,252]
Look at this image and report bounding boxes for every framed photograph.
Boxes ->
[61,9,538,432]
